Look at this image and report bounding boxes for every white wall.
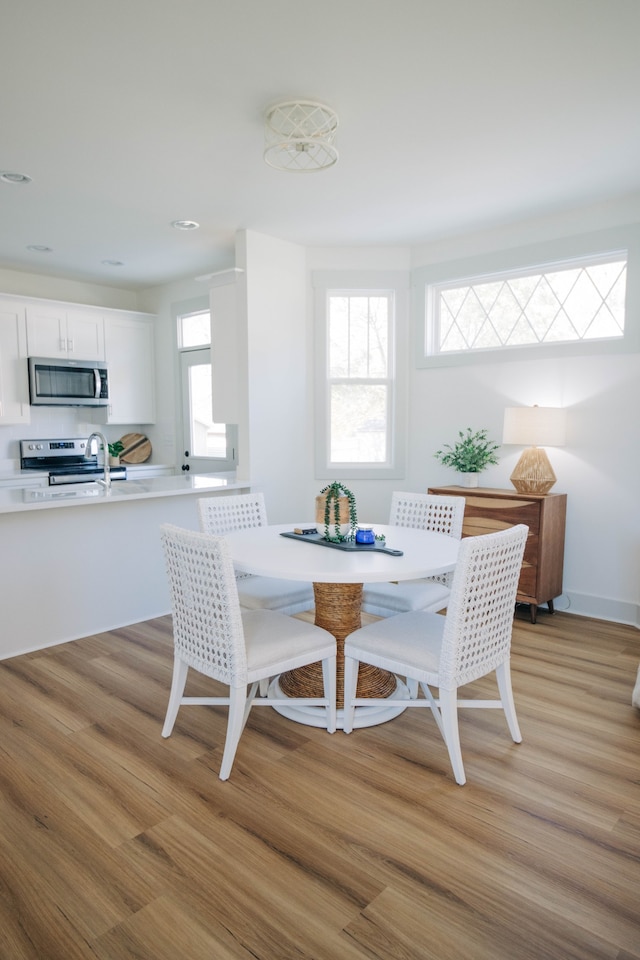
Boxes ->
[138,240,310,515]
[407,199,640,625]
[304,246,413,525]
[306,207,640,626]
[0,267,139,310]
[137,275,208,469]
[408,352,639,624]
[238,230,311,520]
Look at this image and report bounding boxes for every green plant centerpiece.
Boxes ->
[108,440,124,459]
[434,428,500,475]
[315,481,358,542]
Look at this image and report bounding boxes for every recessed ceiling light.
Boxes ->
[26,244,52,253]
[101,259,124,267]
[171,220,199,230]
[1,171,32,184]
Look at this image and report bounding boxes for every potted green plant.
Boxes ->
[434,428,500,487]
[315,481,358,541]
[108,440,124,466]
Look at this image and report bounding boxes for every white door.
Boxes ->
[179,348,237,474]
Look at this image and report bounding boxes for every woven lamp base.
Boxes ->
[510,446,557,495]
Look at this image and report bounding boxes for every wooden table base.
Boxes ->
[278,582,398,708]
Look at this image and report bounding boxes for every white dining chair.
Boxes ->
[160,524,336,781]
[197,493,314,615]
[344,524,528,785]
[361,491,465,618]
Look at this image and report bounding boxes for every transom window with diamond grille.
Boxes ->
[427,253,627,356]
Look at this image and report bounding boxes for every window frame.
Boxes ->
[414,225,640,369]
[313,270,408,481]
[177,306,212,348]
[172,295,237,473]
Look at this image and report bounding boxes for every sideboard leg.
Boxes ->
[547,598,555,615]
[529,603,538,624]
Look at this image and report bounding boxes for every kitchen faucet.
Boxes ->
[85,432,111,490]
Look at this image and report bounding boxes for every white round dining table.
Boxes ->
[224,522,459,728]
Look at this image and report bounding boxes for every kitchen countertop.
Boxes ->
[0,472,250,514]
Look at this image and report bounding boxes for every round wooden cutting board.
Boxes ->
[119,433,152,463]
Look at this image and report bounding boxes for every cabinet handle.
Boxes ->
[67,338,74,352]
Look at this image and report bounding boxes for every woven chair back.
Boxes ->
[390,491,465,537]
[198,493,270,582]
[198,492,269,536]
[390,491,465,586]
[160,524,248,687]
[438,524,528,689]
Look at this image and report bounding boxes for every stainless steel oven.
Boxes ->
[20,438,127,485]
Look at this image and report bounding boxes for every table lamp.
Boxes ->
[502,405,567,495]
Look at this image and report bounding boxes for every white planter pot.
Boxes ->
[459,472,479,487]
[315,494,354,538]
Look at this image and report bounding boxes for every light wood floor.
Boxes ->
[0,607,639,959]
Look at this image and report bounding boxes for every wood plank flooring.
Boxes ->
[0,608,638,959]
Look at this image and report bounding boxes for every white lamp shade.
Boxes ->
[503,406,567,447]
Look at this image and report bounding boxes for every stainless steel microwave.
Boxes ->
[28,356,109,407]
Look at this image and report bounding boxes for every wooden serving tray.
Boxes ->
[280,531,403,556]
[119,433,152,463]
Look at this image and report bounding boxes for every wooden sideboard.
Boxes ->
[428,486,567,623]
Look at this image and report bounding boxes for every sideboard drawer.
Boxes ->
[461,495,541,537]
[428,485,566,623]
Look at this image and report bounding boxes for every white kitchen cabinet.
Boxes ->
[0,301,31,424]
[26,303,105,360]
[0,475,46,488]
[209,270,242,423]
[104,313,156,424]
[0,292,157,426]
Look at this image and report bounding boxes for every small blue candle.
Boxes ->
[355,526,375,544]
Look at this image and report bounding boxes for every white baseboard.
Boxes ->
[553,591,640,628]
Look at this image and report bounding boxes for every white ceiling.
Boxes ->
[2,0,640,290]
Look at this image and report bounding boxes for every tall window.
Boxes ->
[314,272,407,480]
[426,252,627,358]
[329,293,390,464]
